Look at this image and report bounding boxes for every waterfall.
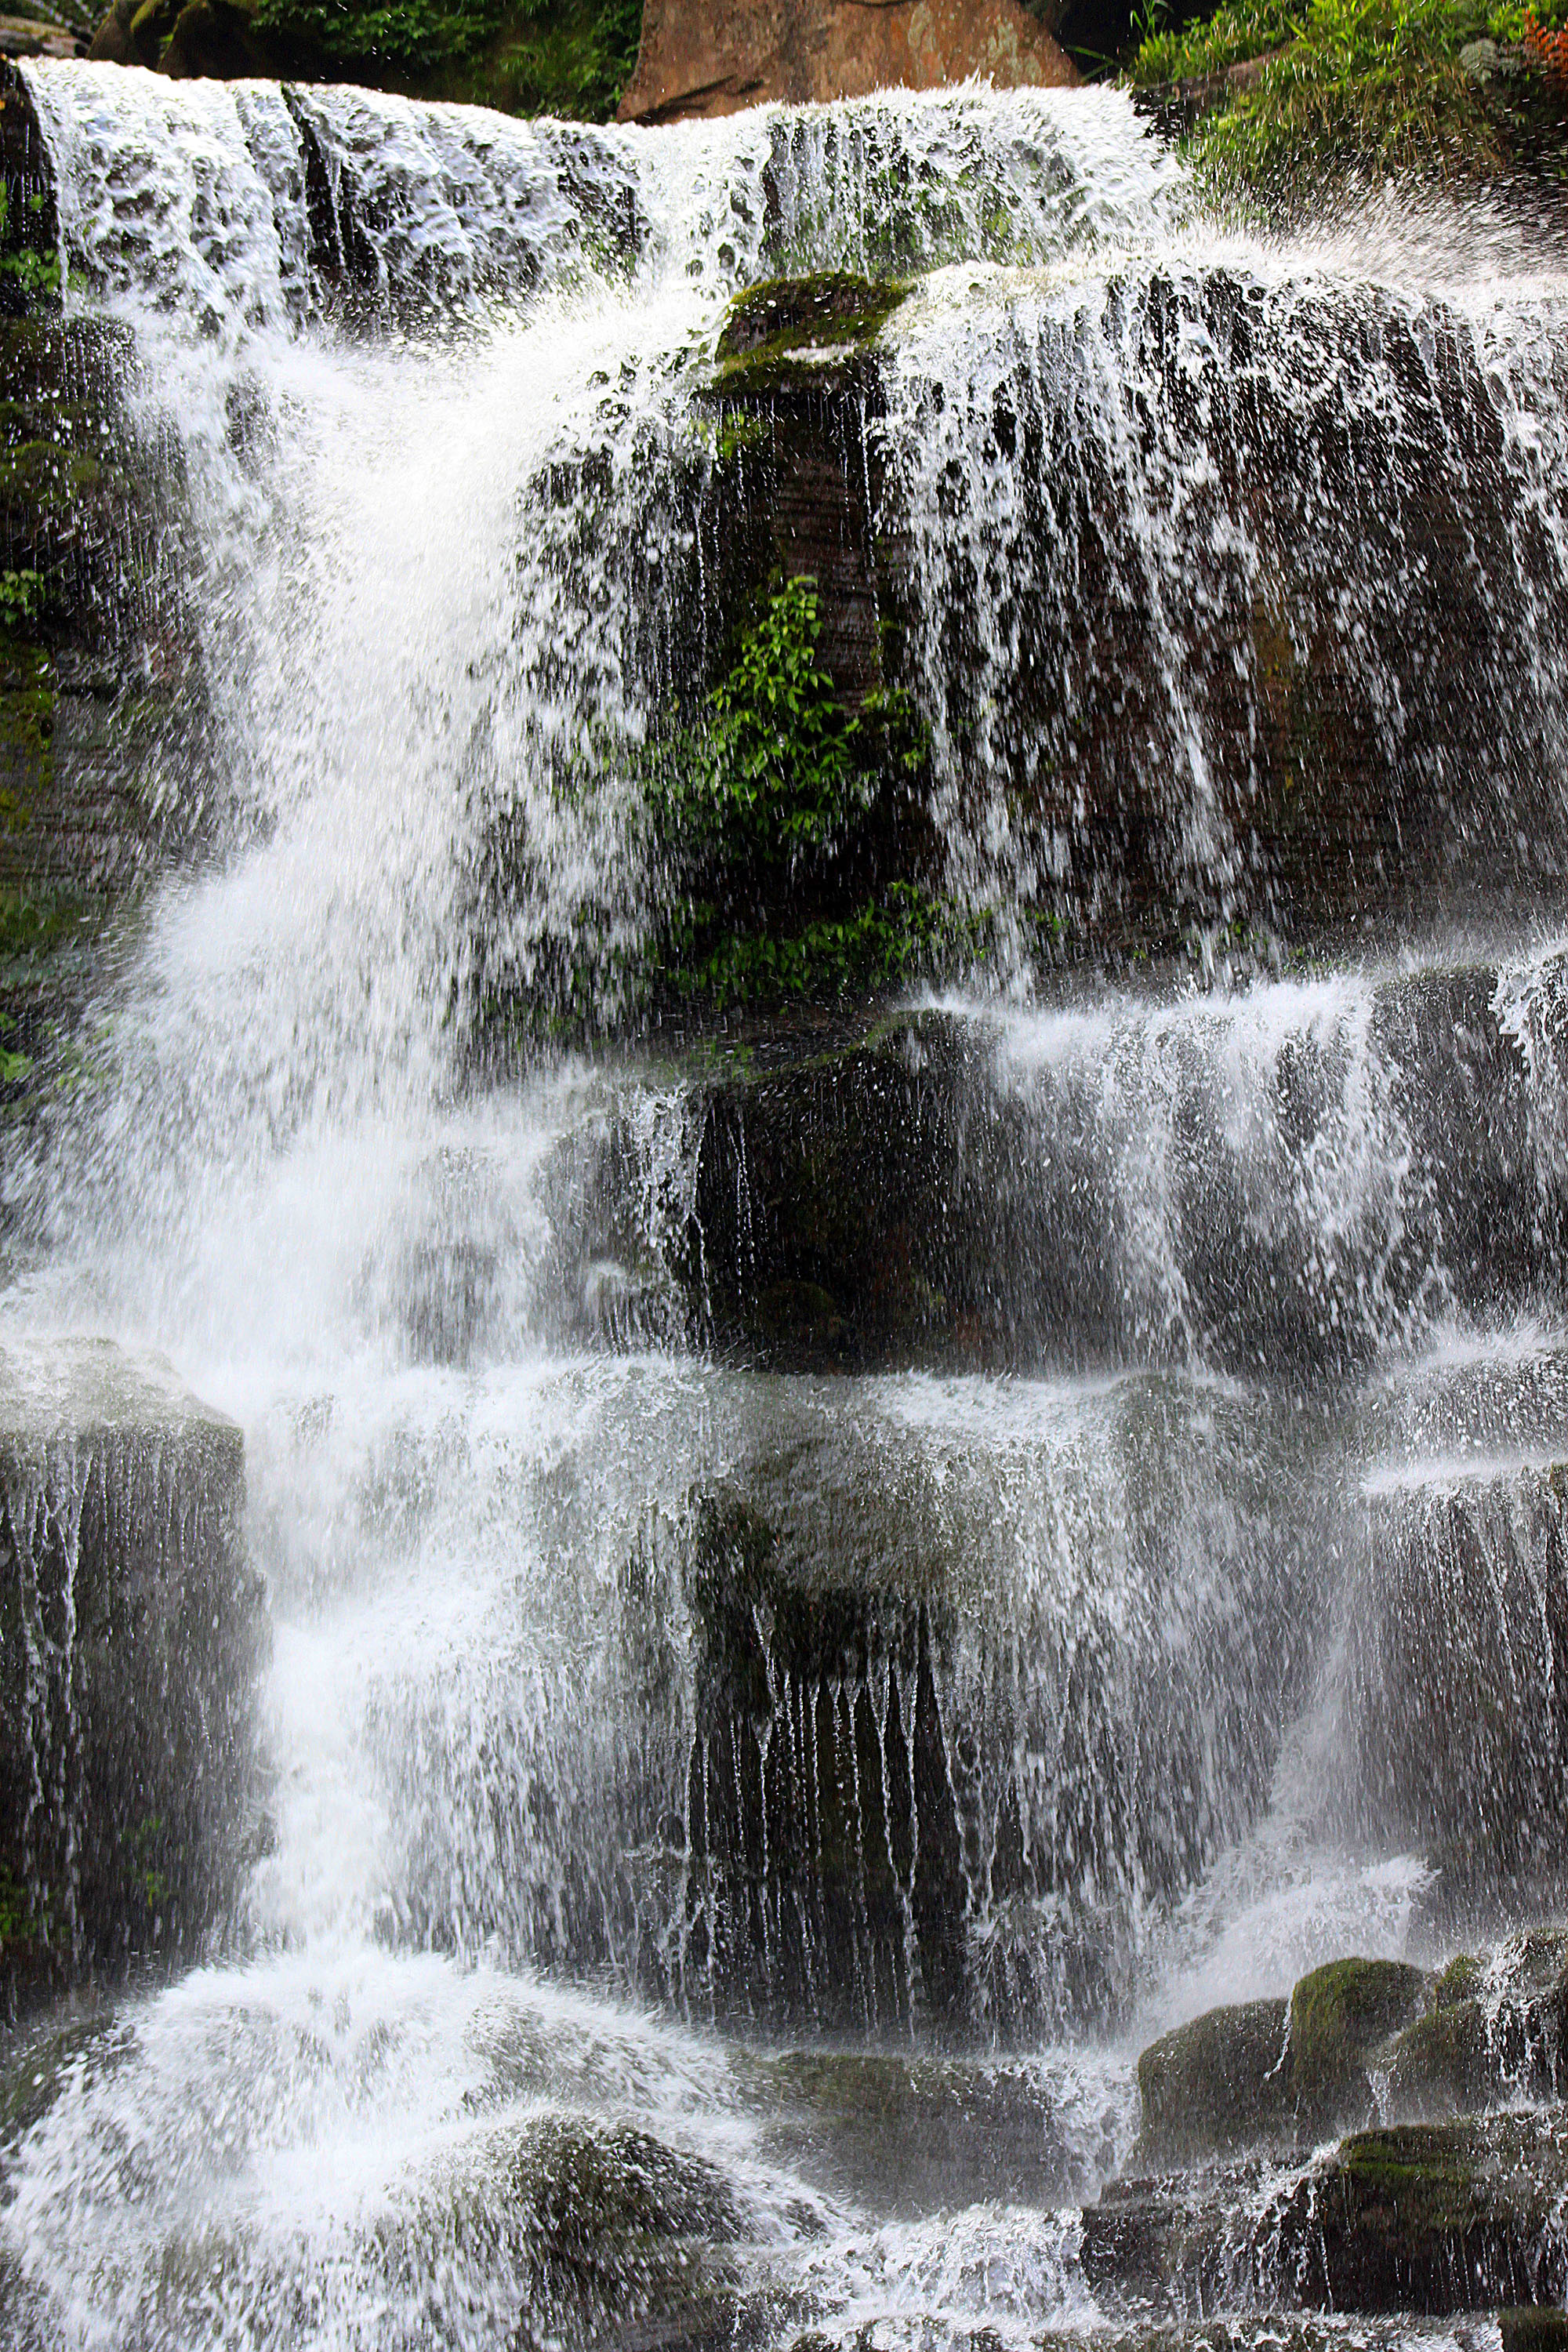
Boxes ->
[4,54,1568,2352]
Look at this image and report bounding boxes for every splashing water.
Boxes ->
[5,58,1568,2352]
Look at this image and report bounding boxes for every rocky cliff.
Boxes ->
[618,0,1076,122]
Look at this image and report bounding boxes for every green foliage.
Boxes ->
[669,884,978,1013]
[249,0,641,114]
[0,570,44,631]
[0,188,60,307]
[636,575,944,1011]
[251,0,502,70]
[494,0,641,116]
[648,575,917,870]
[0,1860,53,1955]
[1132,0,1503,192]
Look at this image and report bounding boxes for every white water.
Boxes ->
[5,60,1568,2352]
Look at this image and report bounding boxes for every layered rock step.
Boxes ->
[1084,1942,1568,2321]
[544,958,1564,1380]
[0,1334,263,2011]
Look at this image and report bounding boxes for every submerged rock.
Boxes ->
[0,1337,264,2010]
[745,2047,1089,2209]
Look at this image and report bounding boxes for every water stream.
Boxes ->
[3,58,1568,2352]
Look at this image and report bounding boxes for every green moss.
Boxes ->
[709,274,911,399]
[0,631,55,818]
[1434,1952,1484,2008]
[1288,1958,1428,2133]
[1335,2118,1490,2230]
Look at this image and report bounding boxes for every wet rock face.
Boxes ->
[1287,2115,1568,2314]
[1334,1462,1568,1911]
[0,1338,264,2011]
[662,1374,1312,2038]
[556,964,1564,1383]
[619,0,1076,125]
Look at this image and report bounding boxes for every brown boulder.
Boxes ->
[619,0,1076,123]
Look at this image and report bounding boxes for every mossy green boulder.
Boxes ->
[1288,1957,1428,2138]
[1134,1957,1428,2165]
[1136,1998,1292,2165]
[1385,1931,1568,2121]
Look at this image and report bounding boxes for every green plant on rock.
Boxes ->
[0,1860,53,1957]
[0,570,44,631]
[248,0,641,114]
[0,190,60,309]
[639,574,949,1011]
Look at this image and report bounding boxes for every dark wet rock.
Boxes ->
[0,1995,122,2147]
[1501,2310,1568,2352]
[744,2048,1087,2209]
[659,1373,1311,2038]
[1286,2114,1568,2313]
[546,956,1562,1382]
[387,1360,1314,2041]
[0,78,206,1118]
[1136,2000,1293,2166]
[1335,1459,1568,1913]
[0,1337,266,2012]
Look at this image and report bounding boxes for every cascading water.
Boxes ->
[5,51,1568,2352]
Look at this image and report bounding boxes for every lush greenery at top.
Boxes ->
[1128,0,1564,195]
[248,0,641,116]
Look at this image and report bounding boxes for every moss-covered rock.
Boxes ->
[1133,1958,1428,2166]
[1385,1933,1568,2122]
[1299,2114,1568,2311]
[1287,1957,1428,2139]
[1083,2113,1568,2317]
[377,2116,760,2352]
[1501,2310,1568,2352]
[1136,2000,1292,2166]
[709,274,911,400]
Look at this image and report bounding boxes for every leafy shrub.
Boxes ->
[1132,0,1504,192]
[249,0,641,114]
[637,573,944,1010]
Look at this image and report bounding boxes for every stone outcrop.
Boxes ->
[1134,1960,1428,2169]
[618,0,1076,125]
[539,964,1563,1383]
[1080,2114,1568,2316]
[0,1336,265,2013]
